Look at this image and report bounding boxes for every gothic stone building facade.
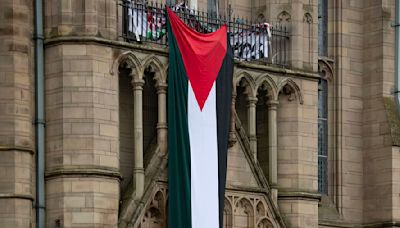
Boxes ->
[0,0,399,227]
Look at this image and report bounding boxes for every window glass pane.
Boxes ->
[318,79,328,195]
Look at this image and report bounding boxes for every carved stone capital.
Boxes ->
[247,97,258,106]
[131,79,145,91]
[156,83,168,94]
[267,100,279,110]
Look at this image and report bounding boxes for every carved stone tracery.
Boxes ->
[137,184,279,228]
[140,187,167,228]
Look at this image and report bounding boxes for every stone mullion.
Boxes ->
[132,78,145,198]
[247,96,258,158]
[156,83,168,155]
[229,93,237,145]
[267,100,279,205]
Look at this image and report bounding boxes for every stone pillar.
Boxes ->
[132,79,145,199]
[229,93,237,145]
[276,81,319,228]
[247,97,258,158]
[44,0,117,39]
[267,100,279,205]
[45,44,120,227]
[0,1,34,227]
[157,83,168,155]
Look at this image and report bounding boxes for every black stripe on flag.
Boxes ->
[216,40,233,228]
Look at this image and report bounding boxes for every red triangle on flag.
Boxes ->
[167,8,227,110]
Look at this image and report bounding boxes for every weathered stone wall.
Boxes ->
[44,0,117,39]
[45,44,120,227]
[325,0,365,224]
[0,0,34,227]
[277,78,319,228]
[362,0,399,224]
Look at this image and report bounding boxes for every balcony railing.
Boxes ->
[121,1,290,67]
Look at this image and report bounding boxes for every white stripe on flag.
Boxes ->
[188,82,220,228]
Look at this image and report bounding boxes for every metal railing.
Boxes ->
[121,1,290,67]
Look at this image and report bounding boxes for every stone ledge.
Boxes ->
[44,36,169,55]
[0,146,34,154]
[319,220,400,228]
[0,193,34,201]
[319,220,359,228]
[45,166,122,180]
[226,185,270,194]
[277,189,321,201]
[363,221,400,228]
[236,61,320,80]
[44,36,319,80]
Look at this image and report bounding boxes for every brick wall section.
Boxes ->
[45,44,119,227]
[0,0,34,227]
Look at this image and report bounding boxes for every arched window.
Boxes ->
[256,86,270,178]
[318,78,328,195]
[142,67,158,168]
[235,77,252,134]
[119,63,135,192]
[318,0,329,195]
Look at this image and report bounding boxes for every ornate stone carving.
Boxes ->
[277,11,291,23]
[225,192,279,228]
[303,12,313,24]
[136,185,280,228]
[277,78,304,104]
[318,58,334,82]
[139,187,167,228]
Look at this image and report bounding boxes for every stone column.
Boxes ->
[247,97,258,158]
[0,1,34,226]
[229,93,237,145]
[267,100,279,205]
[132,78,145,198]
[157,83,168,155]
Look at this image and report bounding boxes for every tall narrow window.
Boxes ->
[318,0,328,56]
[167,0,176,5]
[318,79,328,195]
[208,0,218,18]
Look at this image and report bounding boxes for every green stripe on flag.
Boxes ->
[167,19,192,228]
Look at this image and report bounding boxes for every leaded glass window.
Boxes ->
[318,79,328,195]
[318,0,328,56]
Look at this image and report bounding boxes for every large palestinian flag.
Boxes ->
[167,8,233,228]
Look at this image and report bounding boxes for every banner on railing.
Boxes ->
[230,23,271,60]
[126,1,272,61]
[127,2,166,41]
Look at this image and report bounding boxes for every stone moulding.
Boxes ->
[319,220,400,228]
[45,166,122,180]
[0,193,34,201]
[0,146,34,154]
[277,190,321,201]
[43,36,320,80]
